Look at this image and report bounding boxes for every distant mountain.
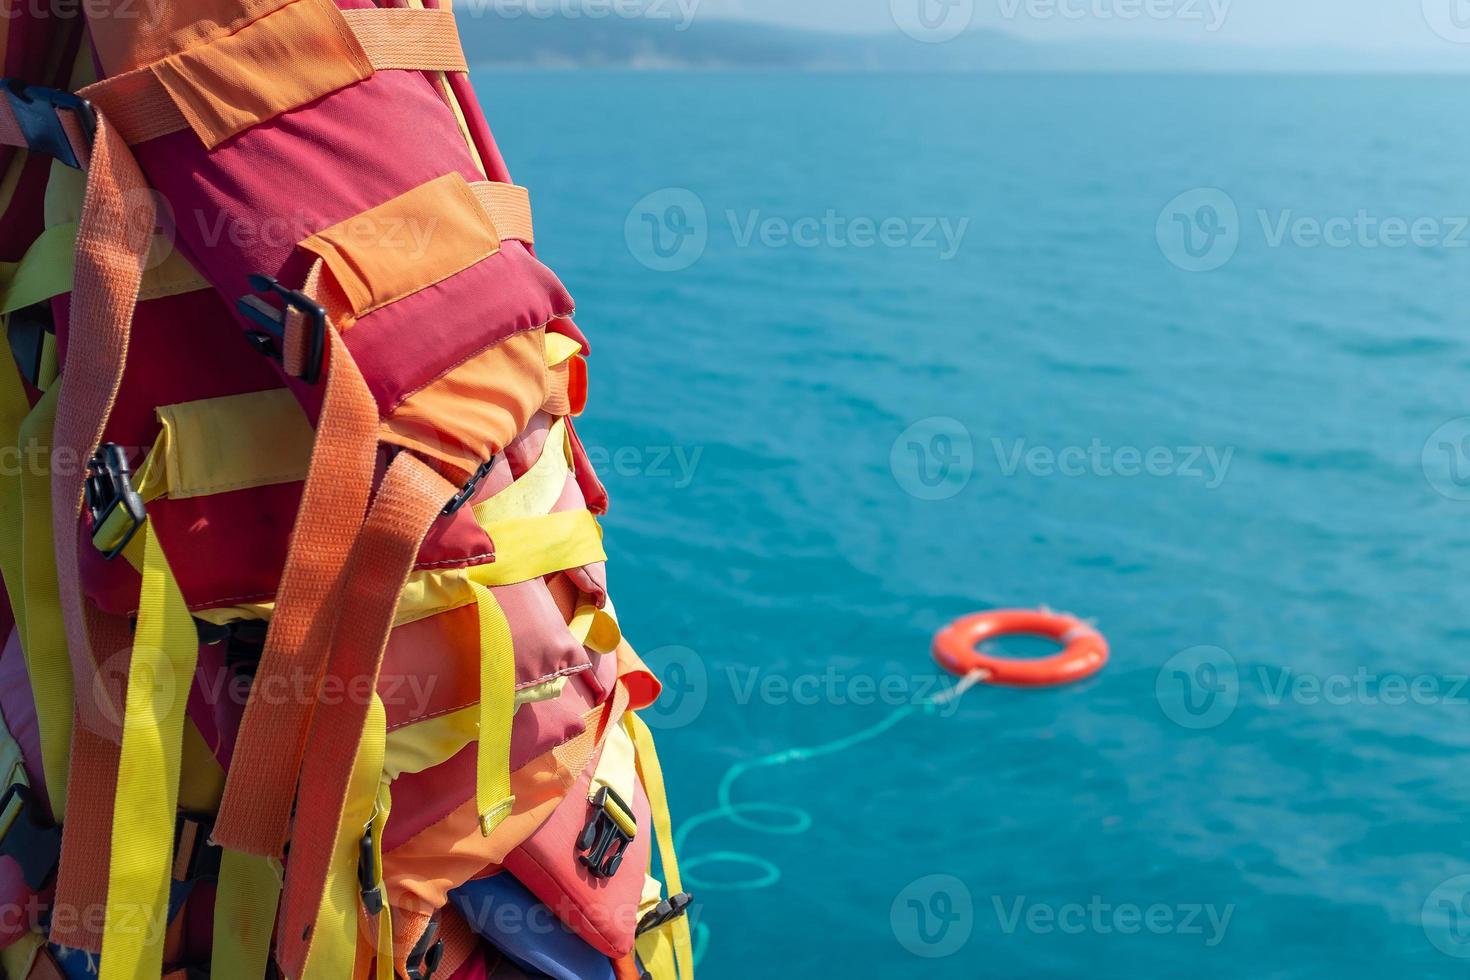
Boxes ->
[453,13,1470,73]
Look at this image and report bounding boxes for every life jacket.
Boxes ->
[0,3,695,978]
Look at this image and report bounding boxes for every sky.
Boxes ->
[692,0,1470,52]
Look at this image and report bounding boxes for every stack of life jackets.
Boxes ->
[0,2,696,978]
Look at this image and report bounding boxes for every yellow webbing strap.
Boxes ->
[210,852,282,980]
[98,524,199,980]
[301,695,387,980]
[0,329,32,633]
[14,386,72,813]
[471,418,569,527]
[0,223,74,315]
[470,510,606,589]
[471,582,516,837]
[370,783,394,980]
[0,932,44,980]
[625,713,695,980]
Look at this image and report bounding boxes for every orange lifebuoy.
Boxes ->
[932,609,1108,688]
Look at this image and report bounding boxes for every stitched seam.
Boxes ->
[387,309,574,415]
[384,664,590,733]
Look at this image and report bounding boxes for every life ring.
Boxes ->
[932,609,1108,688]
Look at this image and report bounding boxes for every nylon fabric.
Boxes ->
[212,325,379,859]
[83,6,469,147]
[625,714,695,980]
[299,695,387,980]
[98,525,199,980]
[470,510,606,588]
[274,452,455,979]
[211,851,282,980]
[14,386,71,817]
[154,389,312,499]
[0,222,72,314]
[472,582,516,837]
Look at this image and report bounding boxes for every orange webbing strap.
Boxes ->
[0,98,22,148]
[212,290,380,859]
[42,112,153,954]
[81,7,467,147]
[272,452,455,979]
[469,182,535,247]
[49,611,132,952]
[339,7,466,72]
[48,110,152,728]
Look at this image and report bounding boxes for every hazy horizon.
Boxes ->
[685,0,1470,54]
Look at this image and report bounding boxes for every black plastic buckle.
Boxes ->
[1,79,96,170]
[356,823,383,916]
[237,274,327,384]
[0,783,62,892]
[636,892,692,937]
[6,301,54,388]
[576,786,635,880]
[442,457,496,516]
[86,443,146,561]
[405,915,443,980]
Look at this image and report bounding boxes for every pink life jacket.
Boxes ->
[0,3,693,977]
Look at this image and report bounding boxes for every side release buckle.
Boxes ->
[237,274,327,385]
[1,79,95,170]
[636,892,693,936]
[86,443,146,561]
[404,914,443,980]
[357,822,384,916]
[0,783,62,892]
[576,786,636,880]
[442,457,496,516]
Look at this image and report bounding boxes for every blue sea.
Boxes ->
[479,73,1470,978]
